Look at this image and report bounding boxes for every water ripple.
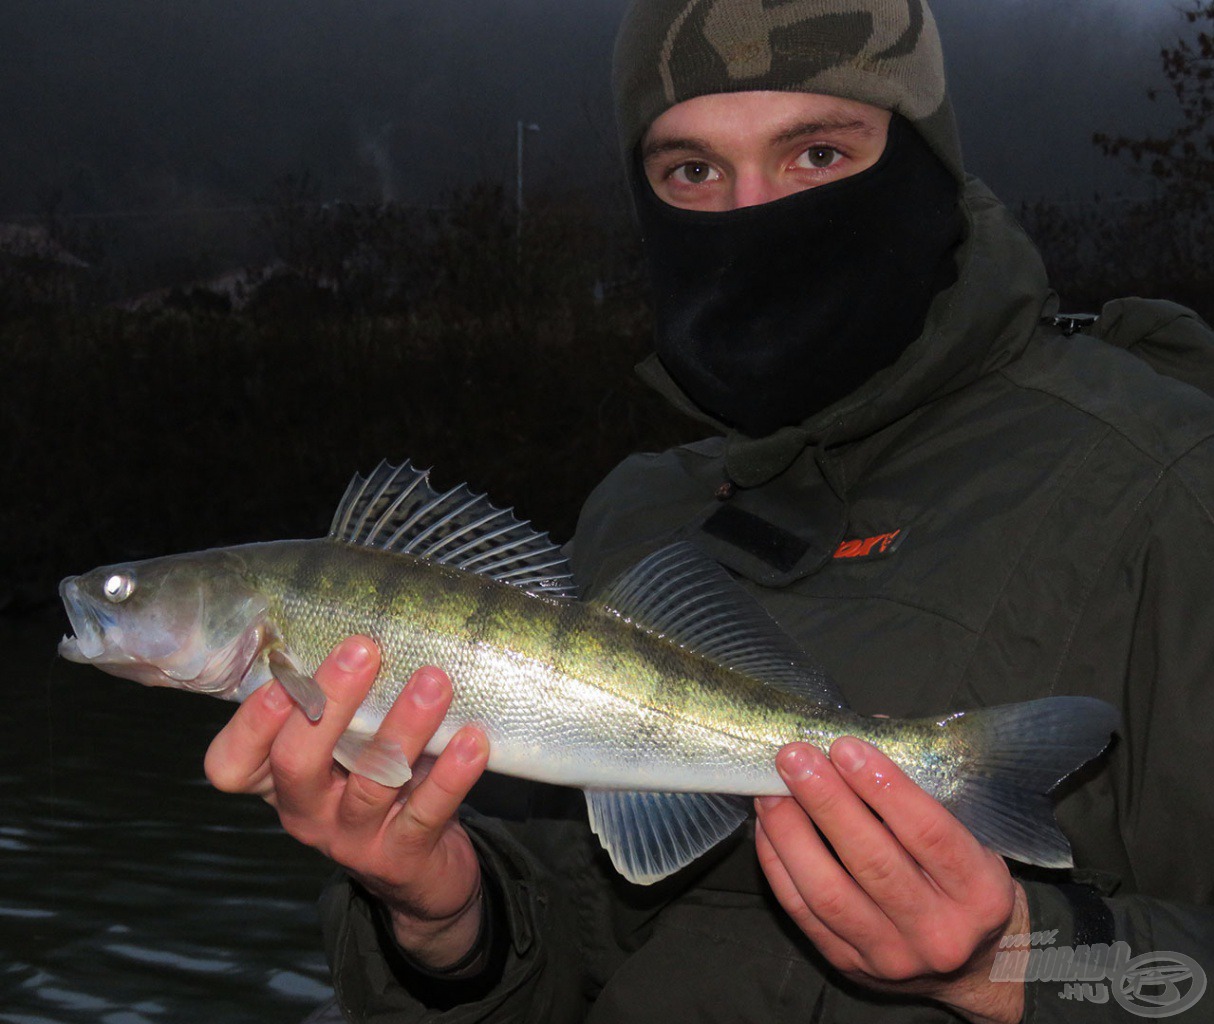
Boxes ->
[6,612,337,1023]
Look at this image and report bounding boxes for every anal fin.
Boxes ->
[584,789,749,885]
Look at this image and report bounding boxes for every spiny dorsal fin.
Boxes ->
[330,461,576,600]
[593,542,846,708]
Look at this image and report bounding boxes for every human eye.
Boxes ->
[669,160,721,186]
[794,145,844,171]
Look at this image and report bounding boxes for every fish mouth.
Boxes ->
[57,573,252,691]
[58,576,120,665]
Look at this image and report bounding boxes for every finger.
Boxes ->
[754,814,862,969]
[380,667,453,767]
[406,754,437,790]
[336,667,454,831]
[755,776,893,952]
[827,736,1002,900]
[778,742,933,916]
[271,636,381,812]
[204,680,295,796]
[389,726,488,849]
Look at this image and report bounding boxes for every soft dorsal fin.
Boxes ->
[329,461,576,600]
[593,542,846,708]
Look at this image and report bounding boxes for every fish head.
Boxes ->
[58,550,269,698]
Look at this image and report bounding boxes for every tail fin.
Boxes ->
[941,696,1119,868]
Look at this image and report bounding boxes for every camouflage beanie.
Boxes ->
[612,0,963,181]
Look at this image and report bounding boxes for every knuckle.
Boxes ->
[909,811,955,858]
[400,798,446,837]
[833,950,869,978]
[267,745,311,789]
[278,813,324,852]
[203,749,241,792]
[912,920,977,974]
[871,949,923,983]
[810,888,851,924]
[335,777,392,825]
[922,938,971,975]
[854,848,901,889]
[807,777,853,819]
[980,882,1017,927]
[345,775,386,809]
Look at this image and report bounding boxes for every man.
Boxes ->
[207,1,1214,1020]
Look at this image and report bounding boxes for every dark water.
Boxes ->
[2,611,336,1023]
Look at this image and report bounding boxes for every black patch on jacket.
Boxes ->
[701,505,811,574]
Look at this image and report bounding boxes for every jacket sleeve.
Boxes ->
[1018,459,1214,1023]
[1019,883,1214,1022]
[316,809,591,1023]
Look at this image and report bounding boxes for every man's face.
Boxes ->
[641,91,891,212]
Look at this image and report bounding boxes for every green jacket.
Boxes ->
[318,181,1214,1022]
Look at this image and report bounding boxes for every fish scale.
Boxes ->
[58,460,1120,885]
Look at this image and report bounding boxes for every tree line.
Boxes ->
[3,1,1212,610]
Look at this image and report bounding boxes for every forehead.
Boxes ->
[642,90,890,153]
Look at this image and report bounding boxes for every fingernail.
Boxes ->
[832,737,868,773]
[336,638,373,673]
[409,669,445,707]
[452,730,484,765]
[263,681,292,713]
[777,745,816,781]
[755,795,782,813]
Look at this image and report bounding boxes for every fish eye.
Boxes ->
[103,572,136,603]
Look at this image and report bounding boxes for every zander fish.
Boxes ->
[58,461,1118,884]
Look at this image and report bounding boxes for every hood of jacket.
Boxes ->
[638,178,1057,488]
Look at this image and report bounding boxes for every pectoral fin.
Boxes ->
[267,647,326,722]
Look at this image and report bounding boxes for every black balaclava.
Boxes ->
[613,0,968,437]
[634,113,963,437]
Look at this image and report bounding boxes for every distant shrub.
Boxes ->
[0,275,694,609]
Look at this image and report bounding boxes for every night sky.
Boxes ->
[0,1,1186,222]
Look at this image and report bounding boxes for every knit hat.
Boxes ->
[612,0,963,181]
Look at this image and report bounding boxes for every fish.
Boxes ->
[58,461,1119,885]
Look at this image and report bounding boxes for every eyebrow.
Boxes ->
[641,117,880,160]
[771,118,878,146]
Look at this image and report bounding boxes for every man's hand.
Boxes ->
[754,737,1029,1024]
[204,636,489,970]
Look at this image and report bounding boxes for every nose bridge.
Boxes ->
[731,166,781,210]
